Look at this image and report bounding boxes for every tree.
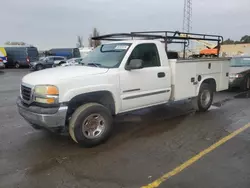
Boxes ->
[89,28,101,47]
[76,36,84,48]
[4,41,26,45]
[223,38,235,45]
[240,35,250,43]
[222,35,250,45]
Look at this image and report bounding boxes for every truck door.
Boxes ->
[119,43,171,112]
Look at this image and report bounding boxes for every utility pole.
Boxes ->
[182,0,192,57]
[183,0,192,33]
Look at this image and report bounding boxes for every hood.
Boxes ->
[22,66,109,85]
[230,67,250,74]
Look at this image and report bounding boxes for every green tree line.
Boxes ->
[223,35,250,44]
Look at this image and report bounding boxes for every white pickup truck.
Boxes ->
[17,32,230,147]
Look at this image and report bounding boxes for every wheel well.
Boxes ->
[59,61,66,65]
[36,63,43,67]
[67,91,116,118]
[202,78,216,92]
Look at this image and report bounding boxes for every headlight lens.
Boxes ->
[34,85,59,104]
[229,73,243,78]
[236,74,243,78]
[34,85,59,95]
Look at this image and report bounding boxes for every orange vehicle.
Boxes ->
[178,33,221,58]
[200,48,219,57]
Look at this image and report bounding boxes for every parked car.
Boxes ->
[53,57,84,67]
[30,56,66,71]
[48,48,81,59]
[229,56,250,90]
[3,46,39,68]
[17,31,230,147]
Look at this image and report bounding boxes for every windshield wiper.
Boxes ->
[87,63,102,67]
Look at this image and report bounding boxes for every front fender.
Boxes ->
[61,84,121,113]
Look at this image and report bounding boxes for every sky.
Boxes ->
[1,0,250,50]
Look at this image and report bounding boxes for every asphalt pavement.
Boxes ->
[0,69,250,188]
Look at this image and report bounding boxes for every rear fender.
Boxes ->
[196,76,216,95]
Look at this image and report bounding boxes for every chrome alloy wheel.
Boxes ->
[82,113,106,139]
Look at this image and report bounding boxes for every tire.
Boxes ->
[240,76,250,91]
[228,86,234,92]
[15,62,20,69]
[69,103,113,147]
[197,83,213,112]
[30,124,42,130]
[36,64,44,71]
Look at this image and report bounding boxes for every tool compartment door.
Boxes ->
[172,62,197,101]
[219,60,230,91]
[195,59,230,92]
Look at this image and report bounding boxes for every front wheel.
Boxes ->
[69,103,113,147]
[240,76,250,91]
[197,83,213,112]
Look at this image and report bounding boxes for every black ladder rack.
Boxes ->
[92,30,223,58]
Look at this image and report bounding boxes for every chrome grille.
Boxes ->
[21,85,32,101]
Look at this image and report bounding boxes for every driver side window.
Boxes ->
[127,43,160,68]
[47,57,54,61]
[54,57,63,61]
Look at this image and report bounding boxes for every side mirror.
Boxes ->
[126,59,143,70]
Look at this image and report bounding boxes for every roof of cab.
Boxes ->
[104,40,163,45]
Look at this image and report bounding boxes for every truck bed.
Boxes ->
[169,58,230,101]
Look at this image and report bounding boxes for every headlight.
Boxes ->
[235,74,243,78]
[229,73,243,78]
[34,85,59,104]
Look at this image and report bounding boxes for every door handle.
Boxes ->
[158,72,165,78]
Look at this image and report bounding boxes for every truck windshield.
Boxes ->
[82,43,131,68]
[230,57,250,67]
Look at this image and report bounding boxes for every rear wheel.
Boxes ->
[197,83,213,112]
[69,103,113,147]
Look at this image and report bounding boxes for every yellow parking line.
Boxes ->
[141,123,250,188]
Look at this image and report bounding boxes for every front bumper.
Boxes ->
[29,64,36,70]
[0,62,5,69]
[17,97,68,128]
[229,77,243,88]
